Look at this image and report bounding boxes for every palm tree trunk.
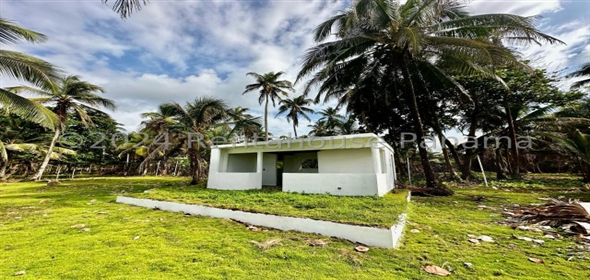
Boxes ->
[495,148,508,179]
[445,139,462,166]
[264,97,269,141]
[400,58,452,196]
[504,100,520,178]
[31,128,60,181]
[460,114,477,180]
[189,147,200,185]
[432,114,460,180]
[293,122,298,138]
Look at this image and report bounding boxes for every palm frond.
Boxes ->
[0,17,47,44]
[102,0,148,19]
[0,88,58,130]
[0,50,60,87]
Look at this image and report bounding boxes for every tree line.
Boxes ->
[2,1,590,197]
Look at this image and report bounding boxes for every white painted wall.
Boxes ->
[208,134,397,196]
[283,173,379,196]
[208,172,262,190]
[117,196,406,248]
[318,148,374,173]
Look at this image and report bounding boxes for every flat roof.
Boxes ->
[212,133,395,152]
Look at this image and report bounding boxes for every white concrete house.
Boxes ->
[207,133,397,196]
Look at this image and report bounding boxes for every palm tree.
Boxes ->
[9,75,116,180]
[318,107,344,134]
[339,116,359,135]
[169,97,228,185]
[0,17,60,129]
[275,96,315,138]
[308,120,333,137]
[226,106,262,142]
[566,63,590,89]
[551,130,590,182]
[242,71,294,141]
[140,103,178,134]
[297,0,561,195]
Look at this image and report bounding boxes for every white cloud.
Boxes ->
[467,0,562,16]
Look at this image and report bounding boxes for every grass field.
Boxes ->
[1,175,589,279]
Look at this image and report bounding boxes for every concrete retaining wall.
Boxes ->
[116,196,408,248]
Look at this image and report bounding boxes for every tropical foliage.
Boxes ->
[296,0,562,195]
[2,1,590,199]
[0,17,60,129]
[8,75,116,180]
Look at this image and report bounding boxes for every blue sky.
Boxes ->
[1,0,589,138]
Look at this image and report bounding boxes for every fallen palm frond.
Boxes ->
[504,199,590,228]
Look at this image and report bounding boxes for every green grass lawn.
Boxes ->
[1,175,589,279]
[128,183,408,228]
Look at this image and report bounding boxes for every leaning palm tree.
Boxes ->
[275,96,315,138]
[566,63,590,89]
[0,17,60,129]
[242,71,294,141]
[9,75,116,180]
[169,97,228,185]
[297,0,561,195]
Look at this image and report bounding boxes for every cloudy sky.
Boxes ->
[1,0,588,137]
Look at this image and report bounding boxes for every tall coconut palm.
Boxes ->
[297,0,561,195]
[0,17,60,129]
[242,71,294,141]
[566,63,590,89]
[275,96,315,138]
[9,75,116,180]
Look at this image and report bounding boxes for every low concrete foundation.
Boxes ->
[116,196,408,248]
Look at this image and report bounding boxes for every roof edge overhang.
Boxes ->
[211,133,395,153]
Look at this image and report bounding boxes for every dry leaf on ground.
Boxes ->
[424,265,450,276]
[354,246,369,252]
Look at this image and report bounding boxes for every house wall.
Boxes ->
[283,173,379,196]
[317,148,374,173]
[208,134,397,196]
[208,172,262,190]
[208,149,262,190]
[318,148,374,173]
[375,147,395,195]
